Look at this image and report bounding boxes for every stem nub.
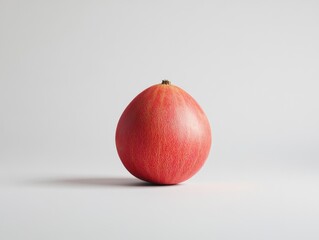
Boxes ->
[162,80,171,85]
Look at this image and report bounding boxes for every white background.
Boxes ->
[1,0,319,239]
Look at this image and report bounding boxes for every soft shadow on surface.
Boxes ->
[29,177,178,188]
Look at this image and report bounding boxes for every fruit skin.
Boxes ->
[115,81,212,185]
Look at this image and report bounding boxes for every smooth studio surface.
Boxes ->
[1,166,319,240]
[1,0,319,239]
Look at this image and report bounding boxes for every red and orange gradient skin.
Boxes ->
[115,81,212,185]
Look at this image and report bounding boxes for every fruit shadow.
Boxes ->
[30,176,177,188]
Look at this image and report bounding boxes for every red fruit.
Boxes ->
[115,80,212,185]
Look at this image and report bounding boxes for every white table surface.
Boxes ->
[1,161,318,240]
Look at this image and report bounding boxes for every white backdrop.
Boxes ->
[1,1,319,239]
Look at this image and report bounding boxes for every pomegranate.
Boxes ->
[115,80,212,184]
